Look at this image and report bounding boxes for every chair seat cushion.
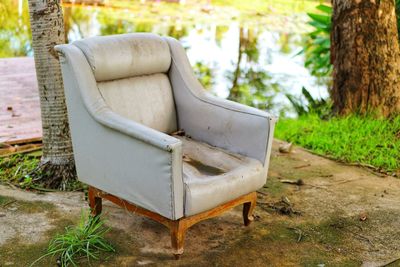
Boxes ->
[173,135,265,217]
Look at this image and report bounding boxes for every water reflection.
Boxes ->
[226,27,280,111]
[0,0,328,116]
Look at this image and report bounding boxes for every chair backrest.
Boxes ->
[73,33,177,133]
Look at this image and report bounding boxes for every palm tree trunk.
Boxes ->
[28,0,76,189]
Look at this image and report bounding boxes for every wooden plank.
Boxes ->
[3,137,42,145]
[0,57,42,143]
[0,145,42,157]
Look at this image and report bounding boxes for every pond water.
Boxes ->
[0,0,329,116]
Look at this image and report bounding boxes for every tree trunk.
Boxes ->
[331,0,400,117]
[28,0,76,189]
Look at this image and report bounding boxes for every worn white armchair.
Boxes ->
[55,33,276,258]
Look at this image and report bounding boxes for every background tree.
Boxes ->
[0,0,31,57]
[227,27,280,111]
[331,0,400,117]
[27,0,76,189]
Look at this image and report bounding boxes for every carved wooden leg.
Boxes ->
[170,220,186,259]
[243,192,257,226]
[88,187,102,216]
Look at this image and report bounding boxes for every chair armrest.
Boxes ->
[55,44,184,219]
[165,37,277,166]
[193,94,277,167]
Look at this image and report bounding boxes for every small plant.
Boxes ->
[286,87,332,118]
[31,211,115,267]
[19,175,34,189]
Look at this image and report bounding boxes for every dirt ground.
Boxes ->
[1,140,400,267]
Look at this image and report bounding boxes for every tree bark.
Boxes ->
[28,0,76,189]
[331,0,400,117]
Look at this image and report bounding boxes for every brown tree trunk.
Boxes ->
[331,0,400,117]
[28,0,76,189]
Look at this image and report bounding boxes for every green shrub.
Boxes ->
[287,5,332,116]
[286,87,332,118]
[303,4,332,78]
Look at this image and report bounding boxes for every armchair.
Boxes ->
[55,33,276,258]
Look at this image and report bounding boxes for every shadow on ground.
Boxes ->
[1,140,400,266]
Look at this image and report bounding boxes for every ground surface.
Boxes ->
[0,57,41,143]
[1,140,400,266]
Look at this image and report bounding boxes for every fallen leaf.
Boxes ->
[294,164,311,169]
[359,212,368,221]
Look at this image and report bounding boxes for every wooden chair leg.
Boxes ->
[170,220,186,259]
[88,187,102,216]
[243,192,257,226]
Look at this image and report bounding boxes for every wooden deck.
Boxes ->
[0,57,42,143]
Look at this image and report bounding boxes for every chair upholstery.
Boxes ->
[73,33,171,81]
[55,33,277,220]
[175,135,264,216]
[97,74,177,133]
[74,33,177,133]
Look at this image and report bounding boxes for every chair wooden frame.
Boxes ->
[88,186,257,259]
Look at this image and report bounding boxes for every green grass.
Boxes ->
[0,152,85,191]
[0,153,40,185]
[31,211,115,267]
[275,115,400,174]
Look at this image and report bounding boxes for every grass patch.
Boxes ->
[0,153,40,185]
[0,152,85,191]
[0,194,56,214]
[0,195,13,206]
[275,115,400,174]
[304,216,353,246]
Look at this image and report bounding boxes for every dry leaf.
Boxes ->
[359,212,368,221]
[279,143,293,153]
